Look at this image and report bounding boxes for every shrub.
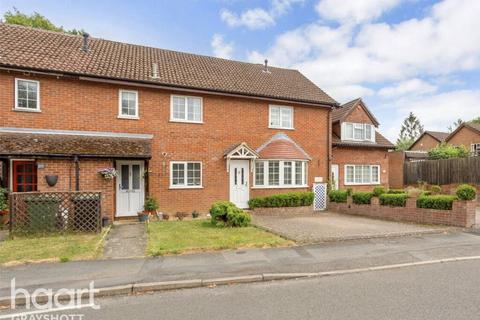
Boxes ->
[209,201,251,227]
[456,184,476,201]
[352,192,374,205]
[379,193,408,207]
[373,186,386,197]
[428,143,470,159]
[248,192,313,208]
[406,187,425,198]
[429,185,442,195]
[417,195,456,210]
[328,190,348,203]
[0,188,8,211]
[387,189,405,194]
[144,196,159,212]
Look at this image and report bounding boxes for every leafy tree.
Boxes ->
[2,8,86,35]
[396,112,424,150]
[471,117,480,124]
[428,143,470,159]
[448,118,463,132]
[395,137,414,151]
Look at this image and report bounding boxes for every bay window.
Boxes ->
[255,160,307,188]
[344,165,380,185]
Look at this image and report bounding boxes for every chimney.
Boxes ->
[262,59,270,73]
[82,33,90,52]
[151,63,159,79]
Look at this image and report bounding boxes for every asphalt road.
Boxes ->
[4,259,480,320]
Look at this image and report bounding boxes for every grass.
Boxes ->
[0,229,108,265]
[147,220,292,256]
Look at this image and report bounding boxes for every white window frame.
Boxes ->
[253,160,308,188]
[344,164,380,185]
[341,122,375,142]
[118,90,139,119]
[471,143,480,156]
[14,78,40,112]
[170,95,203,124]
[269,105,294,130]
[169,161,203,189]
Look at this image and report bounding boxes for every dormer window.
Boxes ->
[342,122,375,142]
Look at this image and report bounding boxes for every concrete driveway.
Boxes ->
[253,211,449,243]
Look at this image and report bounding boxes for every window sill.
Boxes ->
[169,186,204,190]
[117,115,140,120]
[12,108,41,113]
[268,126,294,130]
[169,120,204,124]
[251,185,308,189]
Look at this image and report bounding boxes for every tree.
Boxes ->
[471,117,480,124]
[396,112,424,150]
[448,118,463,132]
[2,8,86,35]
[428,143,470,159]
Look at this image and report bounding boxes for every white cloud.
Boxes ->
[220,0,303,29]
[325,85,374,103]
[211,34,234,59]
[378,79,438,97]
[315,0,402,24]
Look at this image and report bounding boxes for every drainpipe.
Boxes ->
[327,108,332,184]
[74,156,80,191]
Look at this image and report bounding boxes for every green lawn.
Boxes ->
[147,220,292,256]
[0,230,107,265]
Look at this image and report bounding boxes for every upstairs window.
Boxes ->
[269,105,294,129]
[342,122,375,142]
[15,79,40,111]
[171,95,203,123]
[118,90,138,118]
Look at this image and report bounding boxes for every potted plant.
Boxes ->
[139,196,158,222]
[97,168,117,180]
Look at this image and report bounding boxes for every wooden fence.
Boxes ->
[404,156,480,185]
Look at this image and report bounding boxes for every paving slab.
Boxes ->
[252,211,449,243]
[103,223,147,259]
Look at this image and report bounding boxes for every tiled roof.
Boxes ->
[257,133,311,160]
[0,23,337,106]
[0,133,151,158]
[332,132,394,149]
[465,122,480,133]
[446,121,480,142]
[425,131,449,142]
[331,98,379,126]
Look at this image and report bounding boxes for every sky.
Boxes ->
[1,0,479,141]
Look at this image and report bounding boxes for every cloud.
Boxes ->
[325,85,374,103]
[211,34,234,59]
[378,79,438,97]
[220,0,303,29]
[315,0,402,24]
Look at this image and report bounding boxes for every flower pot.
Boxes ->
[45,175,58,187]
[138,214,149,222]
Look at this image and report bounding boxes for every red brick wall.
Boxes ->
[409,134,439,151]
[328,196,476,228]
[331,147,389,191]
[388,151,405,189]
[447,126,480,148]
[0,71,330,216]
[343,104,375,124]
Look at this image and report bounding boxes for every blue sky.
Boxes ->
[1,0,479,141]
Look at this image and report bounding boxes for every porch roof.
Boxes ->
[0,132,152,159]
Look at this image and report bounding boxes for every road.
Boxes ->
[3,259,480,320]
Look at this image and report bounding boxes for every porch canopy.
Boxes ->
[0,130,152,159]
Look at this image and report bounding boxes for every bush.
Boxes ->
[387,189,406,194]
[352,192,374,205]
[144,196,159,212]
[248,192,313,208]
[379,193,408,207]
[209,201,251,227]
[328,190,348,203]
[428,143,470,159]
[456,184,476,201]
[373,186,386,197]
[0,188,8,211]
[429,185,442,195]
[417,195,456,210]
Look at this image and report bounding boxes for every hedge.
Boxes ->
[328,190,348,203]
[387,189,406,194]
[209,201,251,227]
[379,193,408,207]
[416,195,456,210]
[248,192,314,208]
[456,184,476,201]
[352,192,374,205]
[372,186,386,197]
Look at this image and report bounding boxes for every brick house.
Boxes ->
[0,24,337,220]
[445,122,480,156]
[408,131,449,152]
[330,98,394,191]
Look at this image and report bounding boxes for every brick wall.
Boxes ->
[328,196,476,228]
[343,104,375,124]
[447,126,480,148]
[388,151,405,189]
[0,71,330,217]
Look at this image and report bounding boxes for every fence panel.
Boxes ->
[9,191,102,234]
[404,156,480,185]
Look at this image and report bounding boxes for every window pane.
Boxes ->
[280,108,292,128]
[354,125,364,140]
[372,166,379,183]
[365,125,372,140]
[17,80,38,110]
[132,165,140,190]
[303,162,307,185]
[346,166,354,183]
[187,98,201,122]
[187,162,201,186]
[121,165,129,190]
[172,97,186,120]
[28,100,37,109]
[295,161,302,185]
[17,81,27,91]
[255,162,264,185]
[268,161,279,185]
[362,165,371,183]
[345,123,353,139]
[172,163,185,185]
[354,165,362,183]
[121,91,137,116]
[283,161,292,185]
[270,107,280,127]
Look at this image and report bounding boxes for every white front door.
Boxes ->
[331,164,339,190]
[116,161,145,217]
[229,160,250,208]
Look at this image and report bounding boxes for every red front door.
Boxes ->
[12,161,37,192]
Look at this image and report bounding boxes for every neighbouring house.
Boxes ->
[408,131,449,152]
[330,98,394,191]
[445,122,480,156]
[0,23,337,220]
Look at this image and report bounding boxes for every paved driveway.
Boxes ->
[253,211,449,243]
